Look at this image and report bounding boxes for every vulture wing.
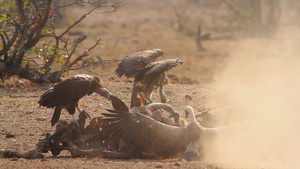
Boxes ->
[102,108,191,158]
[110,95,129,112]
[38,75,93,108]
[134,58,183,83]
[115,49,164,78]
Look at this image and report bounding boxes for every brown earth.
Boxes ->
[0,78,221,169]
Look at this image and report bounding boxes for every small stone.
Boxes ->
[155,165,163,168]
[36,117,46,121]
[185,95,192,100]
[25,111,33,115]
[18,112,25,117]
[174,162,181,167]
[5,133,15,138]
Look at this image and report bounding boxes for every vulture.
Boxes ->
[102,105,202,160]
[103,101,246,160]
[110,95,182,126]
[115,49,164,78]
[38,74,112,126]
[130,58,183,108]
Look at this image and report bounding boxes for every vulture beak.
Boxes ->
[96,88,113,101]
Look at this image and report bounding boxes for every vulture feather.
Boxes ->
[38,74,112,126]
[110,95,181,126]
[115,49,164,78]
[131,58,183,108]
[105,97,247,160]
[102,105,203,159]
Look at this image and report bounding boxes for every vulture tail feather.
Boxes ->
[38,89,55,108]
[51,107,62,126]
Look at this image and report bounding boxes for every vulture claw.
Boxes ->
[82,110,91,120]
[77,107,91,119]
[72,115,80,127]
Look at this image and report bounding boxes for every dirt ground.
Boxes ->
[0,78,221,169]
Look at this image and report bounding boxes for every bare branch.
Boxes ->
[31,0,40,14]
[67,37,102,69]
[16,0,26,20]
[87,38,103,51]
[59,5,100,38]
[0,33,8,62]
[1,31,9,44]
[41,0,52,27]
[69,35,87,57]
[9,94,39,98]
[60,35,86,69]
[54,0,82,10]
[7,14,24,34]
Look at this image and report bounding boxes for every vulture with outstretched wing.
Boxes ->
[102,106,203,160]
[130,58,183,108]
[38,74,112,126]
[103,98,246,160]
[115,49,164,78]
[109,95,181,126]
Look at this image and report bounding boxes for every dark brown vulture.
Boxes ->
[38,74,112,126]
[130,58,183,108]
[115,49,164,78]
[102,105,204,160]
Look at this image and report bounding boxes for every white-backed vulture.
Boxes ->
[109,95,181,126]
[102,104,246,160]
[130,58,183,108]
[115,49,164,78]
[102,105,203,159]
[38,74,112,126]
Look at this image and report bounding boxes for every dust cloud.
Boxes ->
[204,28,300,168]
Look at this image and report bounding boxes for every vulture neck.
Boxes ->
[144,103,177,115]
[185,106,196,123]
[145,102,170,111]
[159,85,167,103]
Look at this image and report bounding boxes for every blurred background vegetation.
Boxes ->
[1,0,300,84]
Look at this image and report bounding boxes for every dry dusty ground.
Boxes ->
[0,78,221,169]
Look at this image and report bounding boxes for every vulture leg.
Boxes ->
[76,106,91,119]
[145,90,154,104]
[159,85,168,103]
[138,92,148,106]
[130,85,140,108]
[72,115,78,125]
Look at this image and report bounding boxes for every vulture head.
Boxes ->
[92,76,112,100]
